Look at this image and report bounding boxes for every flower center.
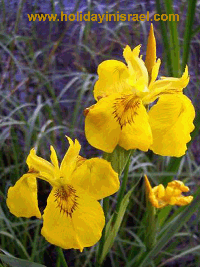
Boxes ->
[112,94,140,128]
[54,185,78,217]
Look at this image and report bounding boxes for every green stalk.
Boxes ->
[96,150,113,266]
[182,0,197,71]
[96,197,110,266]
[144,197,157,250]
[163,0,180,77]
[56,247,68,267]
[14,0,26,34]
[96,151,132,266]
[155,0,181,77]
[103,146,133,176]
[0,0,6,30]
[112,156,131,224]
[30,222,41,261]
[127,176,157,264]
[155,0,173,76]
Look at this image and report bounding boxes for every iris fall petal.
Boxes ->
[6,173,41,218]
[41,185,105,251]
[118,99,152,151]
[149,94,195,157]
[85,93,122,153]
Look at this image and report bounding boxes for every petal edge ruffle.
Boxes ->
[149,94,195,157]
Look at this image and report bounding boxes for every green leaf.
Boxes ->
[158,245,200,267]
[0,254,46,267]
[182,0,197,72]
[156,205,172,228]
[103,146,133,176]
[129,186,200,267]
[155,0,173,76]
[99,186,135,264]
[145,198,157,250]
[156,0,183,77]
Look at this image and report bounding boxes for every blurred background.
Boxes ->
[0,0,200,266]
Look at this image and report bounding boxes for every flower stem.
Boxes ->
[112,156,131,223]
[56,247,68,267]
[96,151,132,266]
[96,197,109,266]
[145,192,157,250]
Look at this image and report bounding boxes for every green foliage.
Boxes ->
[0,254,46,267]
[100,186,135,264]
[103,147,133,176]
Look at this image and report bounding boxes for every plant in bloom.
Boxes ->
[144,175,193,208]
[84,24,195,157]
[6,137,119,251]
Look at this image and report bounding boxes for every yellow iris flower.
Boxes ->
[144,175,193,208]
[6,137,119,251]
[84,24,195,156]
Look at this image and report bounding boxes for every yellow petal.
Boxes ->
[149,94,195,157]
[72,187,105,249]
[144,175,152,194]
[145,24,157,76]
[71,158,119,200]
[26,148,55,184]
[148,58,161,87]
[123,45,149,90]
[85,93,122,153]
[156,184,166,198]
[145,177,193,208]
[165,186,182,198]
[150,197,167,208]
[41,185,105,251]
[127,58,146,90]
[60,137,81,181]
[118,99,152,151]
[6,174,41,218]
[144,175,166,208]
[165,180,193,206]
[149,186,167,208]
[93,60,131,101]
[167,180,189,192]
[171,195,193,206]
[75,155,87,168]
[143,66,189,104]
[160,65,189,87]
[50,146,59,169]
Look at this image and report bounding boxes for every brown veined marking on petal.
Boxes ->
[83,104,95,117]
[28,167,39,174]
[54,185,79,218]
[112,94,140,129]
[113,65,123,77]
[97,93,108,101]
[76,155,86,168]
[112,66,129,93]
